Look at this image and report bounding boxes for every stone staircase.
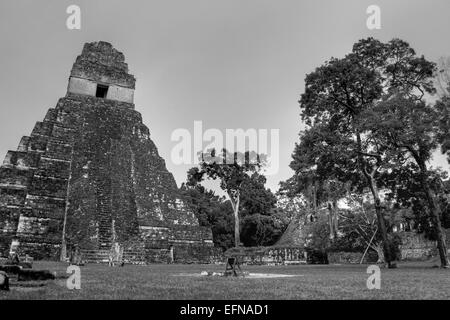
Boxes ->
[96,181,113,249]
[122,249,149,265]
[80,249,110,263]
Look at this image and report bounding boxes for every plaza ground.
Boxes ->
[0,260,449,299]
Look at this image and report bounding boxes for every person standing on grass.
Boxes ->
[169,245,174,264]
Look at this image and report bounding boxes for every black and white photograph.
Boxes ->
[0,0,449,308]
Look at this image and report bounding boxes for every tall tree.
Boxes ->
[298,38,435,268]
[187,149,263,247]
[361,95,450,267]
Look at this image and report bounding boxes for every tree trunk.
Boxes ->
[227,191,241,248]
[355,131,394,267]
[327,201,338,239]
[233,194,241,248]
[327,202,334,239]
[374,243,385,264]
[417,161,449,268]
[332,199,339,238]
[367,176,395,267]
[60,240,67,262]
[312,183,317,217]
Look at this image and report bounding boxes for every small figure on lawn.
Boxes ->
[108,242,123,267]
[168,245,174,264]
[69,245,83,266]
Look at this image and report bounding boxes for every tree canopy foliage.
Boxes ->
[285,37,450,267]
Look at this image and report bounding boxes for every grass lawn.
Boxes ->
[0,260,449,299]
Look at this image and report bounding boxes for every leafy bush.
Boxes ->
[240,212,288,247]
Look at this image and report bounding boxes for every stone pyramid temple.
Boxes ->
[0,41,215,263]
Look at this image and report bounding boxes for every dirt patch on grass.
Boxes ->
[173,272,302,279]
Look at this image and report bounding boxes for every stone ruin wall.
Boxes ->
[229,229,450,265]
[399,230,450,261]
[328,231,450,263]
[225,246,305,265]
[0,41,215,263]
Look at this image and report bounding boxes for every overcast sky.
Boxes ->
[0,0,449,192]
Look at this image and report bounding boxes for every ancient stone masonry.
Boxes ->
[0,41,214,262]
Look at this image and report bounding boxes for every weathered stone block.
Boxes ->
[0,188,27,206]
[28,176,68,198]
[399,231,439,261]
[28,135,49,152]
[0,167,33,188]
[34,158,70,179]
[2,151,40,168]
[31,122,54,137]
[44,141,72,161]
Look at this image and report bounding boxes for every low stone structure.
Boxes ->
[276,208,450,263]
[225,246,305,265]
[0,41,215,263]
[398,231,444,261]
[327,251,376,264]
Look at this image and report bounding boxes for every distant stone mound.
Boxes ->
[275,213,309,247]
[0,41,215,263]
[276,222,303,247]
